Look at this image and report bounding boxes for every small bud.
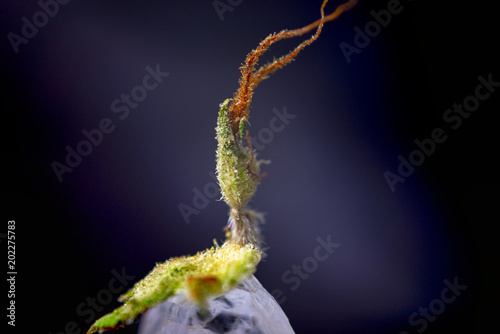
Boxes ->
[215,99,261,211]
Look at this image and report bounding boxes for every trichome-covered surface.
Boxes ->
[88,242,260,333]
[87,0,357,333]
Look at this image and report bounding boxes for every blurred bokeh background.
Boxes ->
[2,0,497,333]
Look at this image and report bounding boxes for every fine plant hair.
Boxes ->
[228,0,358,137]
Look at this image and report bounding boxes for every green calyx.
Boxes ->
[215,99,261,211]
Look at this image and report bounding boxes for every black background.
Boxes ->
[2,1,498,333]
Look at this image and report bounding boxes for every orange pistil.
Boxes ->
[227,0,358,137]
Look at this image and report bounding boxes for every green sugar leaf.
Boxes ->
[87,242,261,334]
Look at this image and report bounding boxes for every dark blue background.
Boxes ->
[2,1,497,333]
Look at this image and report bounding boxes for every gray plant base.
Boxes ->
[138,275,295,334]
